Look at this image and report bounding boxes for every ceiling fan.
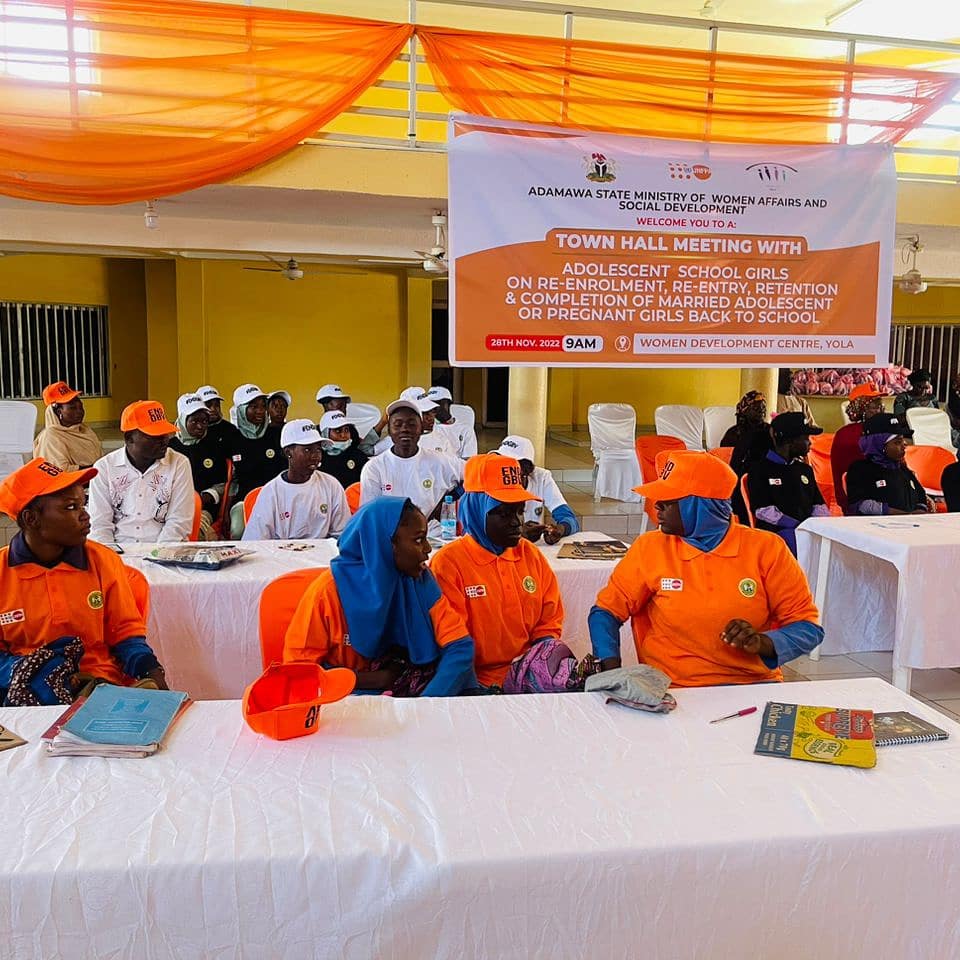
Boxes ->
[357,211,449,273]
[242,255,310,280]
[894,235,960,293]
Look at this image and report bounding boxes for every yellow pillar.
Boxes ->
[174,259,207,397]
[403,275,434,390]
[739,367,778,407]
[508,367,549,463]
[144,260,180,415]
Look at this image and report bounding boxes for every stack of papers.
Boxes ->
[44,685,190,758]
[144,544,252,570]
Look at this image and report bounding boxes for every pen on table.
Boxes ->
[709,706,758,724]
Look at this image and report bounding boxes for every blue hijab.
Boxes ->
[677,495,732,553]
[458,491,508,555]
[330,497,443,664]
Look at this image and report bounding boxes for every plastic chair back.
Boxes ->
[905,407,953,452]
[345,482,361,514]
[345,402,380,439]
[654,404,705,451]
[0,400,37,454]
[708,446,734,464]
[450,403,476,432]
[740,474,755,528]
[124,566,151,621]
[189,493,202,542]
[904,444,955,495]
[244,487,262,524]
[807,433,836,510]
[703,405,736,450]
[587,403,636,454]
[259,568,327,669]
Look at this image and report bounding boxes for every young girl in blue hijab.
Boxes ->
[284,497,476,696]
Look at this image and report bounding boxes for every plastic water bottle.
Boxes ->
[440,495,457,541]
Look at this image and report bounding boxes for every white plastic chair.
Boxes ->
[702,405,736,450]
[655,404,705,451]
[0,400,38,480]
[905,407,954,452]
[587,403,642,503]
[346,402,381,439]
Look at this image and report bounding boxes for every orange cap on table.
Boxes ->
[849,383,884,400]
[463,453,541,503]
[42,381,80,406]
[0,458,97,520]
[635,450,737,502]
[242,662,356,741]
[120,400,176,437]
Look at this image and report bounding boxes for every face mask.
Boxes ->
[326,439,352,455]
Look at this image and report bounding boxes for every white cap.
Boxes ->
[268,389,292,405]
[496,435,536,463]
[427,385,452,402]
[400,386,426,403]
[196,385,222,403]
[319,410,357,432]
[316,384,350,403]
[280,418,322,448]
[177,393,209,421]
[399,387,438,413]
[385,398,423,419]
[233,383,267,407]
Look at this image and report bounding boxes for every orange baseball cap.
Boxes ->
[849,383,884,400]
[0,457,97,520]
[120,400,176,437]
[464,453,541,503]
[42,381,80,406]
[242,662,356,741]
[635,450,737,502]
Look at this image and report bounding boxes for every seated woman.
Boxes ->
[722,390,770,477]
[431,453,564,690]
[229,384,285,538]
[0,458,168,705]
[243,420,349,541]
[283,497,475,696]
[318,410,369,488]
[33,381,103,471]
[169,393,229,539]
[831,383,885,513]
[267,390,290,429]
[588,451,823,687]
[846,413,932,516]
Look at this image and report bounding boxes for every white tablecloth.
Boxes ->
[797,514,960,670]
[124,534,630,700]
[3,678,959,959]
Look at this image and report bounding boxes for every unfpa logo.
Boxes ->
[668,161,711,181]
[583,152,616,183]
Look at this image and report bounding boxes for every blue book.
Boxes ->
[62,684,188,746]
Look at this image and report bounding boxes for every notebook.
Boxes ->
[556,540,628,560]
[754,702,877,769]
[873,711,949,746]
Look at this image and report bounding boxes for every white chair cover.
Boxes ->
[450,403,476,431]
[587,403,642,502]
[655,404,705,451]
[345,402,381,439]
[0,400,38,481]
[906,407,954,452]
[229,405,238,426]
[702,405,736,449]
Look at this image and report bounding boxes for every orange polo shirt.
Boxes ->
[431,535,564,687]
[595,524,819,687]
[0,540,147,685]
[283,569,466,672]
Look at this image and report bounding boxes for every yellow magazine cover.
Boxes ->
[754,702,877,769]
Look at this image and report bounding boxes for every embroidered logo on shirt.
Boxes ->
[522,576,537,594]
[265,449,276,459]
[534,506,543,517]
[768,478,782,486]
[0,609,25,625]
[203,458,214,469]
[738,578,758,599]
[320,503,328,514]
[384,483,393,492]
[800,475,809,484]
[876,479,887,488]
[347,460,356,470]
[87,590,104,610]
[465,584,487,599]
[422,478,433,489]
[660,578,683,591]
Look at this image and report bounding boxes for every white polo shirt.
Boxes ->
[360,447,463,519]
[242,470,350,541]
[88,446,196,544]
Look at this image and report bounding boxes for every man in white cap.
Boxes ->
[242,420,349,541]
[427,385,478,459]
[494,435,579,544]
[360,398,462,535]
[374,387,458,460]
[316,384,379,456]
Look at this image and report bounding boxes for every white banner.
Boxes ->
[448,115,897,368]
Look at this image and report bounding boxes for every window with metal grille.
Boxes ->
[890,323,960,404]
[0,301,109,399]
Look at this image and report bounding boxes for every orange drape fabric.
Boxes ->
[0,1,412,203]
[418,26,960,146]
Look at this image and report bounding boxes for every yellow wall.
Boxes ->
[0,254,147,423]
[893,285,960,323]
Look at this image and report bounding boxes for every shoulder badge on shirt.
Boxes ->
[534,506,543,517]
[265,448,276,459]
[522,576,537,594]
[800,475,809,485]
[422,478,433,489]
[0,609,25,625]
[87,590,104,610]
[202,457,214,469]
[738,578,757,599]
[347,460,356,470]
[660,578,683,591]
[768,478,782,486]
[465,584,487,599]
[319,503,328,514]
[876,479,887,488]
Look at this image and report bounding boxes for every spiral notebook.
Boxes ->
[873,711,949,747]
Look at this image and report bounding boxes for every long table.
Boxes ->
[797,514,960,690]
[3,678,959,959]
[123,533,632,700]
